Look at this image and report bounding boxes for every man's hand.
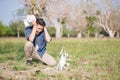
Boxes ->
[44,27,52,42]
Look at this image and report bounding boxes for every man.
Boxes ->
[24,15,56,66]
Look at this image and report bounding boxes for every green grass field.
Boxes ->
[0,38,120,80]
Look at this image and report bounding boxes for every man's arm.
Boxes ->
[44,27,52,42]
[23,15,37,42]
[28,21,37,42]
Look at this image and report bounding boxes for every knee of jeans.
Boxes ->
[49,60,57,66]
[25,41,33,48]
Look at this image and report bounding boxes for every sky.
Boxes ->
[0,0,120,26]
[0,0,23,25]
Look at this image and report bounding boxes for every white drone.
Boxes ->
[56,47,69,70]
[23,15,36,27]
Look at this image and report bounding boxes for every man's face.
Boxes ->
[36,24,44,35]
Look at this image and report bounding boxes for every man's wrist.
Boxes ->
[32,20,36,26]
[33,26,37,31]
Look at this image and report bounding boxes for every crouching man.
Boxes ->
[24,16,56,66]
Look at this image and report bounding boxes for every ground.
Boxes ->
[0,38,119,80]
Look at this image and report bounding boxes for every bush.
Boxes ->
[62,27,77,37]
[47,27,56,37]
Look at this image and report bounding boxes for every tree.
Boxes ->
[86,16,99,37]
[18,0,47,17]
[46,0,67,38]
[65,0,87,38]
[18,0,120,38]
[0,21,7,37]
[46,0,91,38]
[62,0,99,38]
[95,0,120,38]
[19,0,86,38]
[9,21,25,37]
[80,0,101,38]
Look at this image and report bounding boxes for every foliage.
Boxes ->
[0,21,25,37]
[47,26,78,37]
[47,27,56,37]
[62,27,69,37]
[0,21,7,37]
[86,16,98,24]
[62,27,77,37]
[86,16,100,37]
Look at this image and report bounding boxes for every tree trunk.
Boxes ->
[17,26,20,38]
[55,26,62,38]
[52,18,62,38]
[116,32,119,38]
[87,31,90,38]
[95,33,98,38]
[108,30,115,38]
[77,31,82,38]
[17,30,20,38]
[54,22,62,38]
[67,33,70,38]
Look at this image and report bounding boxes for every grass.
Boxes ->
[0,37,120,80]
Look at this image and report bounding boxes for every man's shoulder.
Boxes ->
[25,26,33,30]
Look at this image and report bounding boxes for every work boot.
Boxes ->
[26,60,32,65]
